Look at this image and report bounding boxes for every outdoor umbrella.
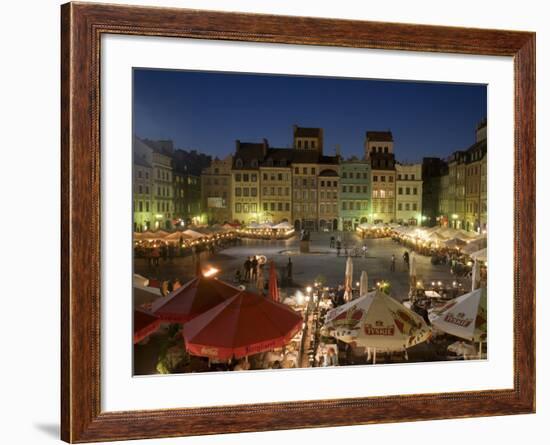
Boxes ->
[359,271,369,297]
[461,236,487,254]
[268,261,280,302]
[151,277,241,323]
[133,308,161,344]
[343,256,353,302]
[183,291,303,360]
[430,287,487,343]
[324,290,431,363]
[183,229,207,240]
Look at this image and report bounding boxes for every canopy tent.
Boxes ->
[164,231,192,242]
[182,229,208,240]
[324,290,431,351]
[133,308,161,344]
[258,222,273,229]
[357,222,373,231]
[427,232,447,243]
[247,222,260,229]
[135,230,167,241]
[430,287,487,342]
[151,277,241,323]
[272,221,293,230]
[183,291,303,360]
[470,248,487,263]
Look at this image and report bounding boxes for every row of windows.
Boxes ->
[235,203,258,214]
[320,204,338,214]
[263,187,290,197]
[156,186,171,198]
[294,178,317,187]
[372,175,394,183]
[136,185,149,195]
[397,187,418,195]
[397,203,418,211]
[156,168,171,182]
[263,202,291,212]
[296,139,317,149]
[234,173,258,182]
[235,187,258,197]
[294,190,317,201]
[396,173,417,180]
[262,172,290,181]
[370,146,390,153]
[342,201,369,211]
[320,191,338,200]
[136,170,149,180]
[294,167,317,175]
[294,203,317,213]
[372,200,394,213]
[133,201,172,213]
[342,185,368,194]
[320,180,338,188]
[372,190,395,198]
[341,171,368,179]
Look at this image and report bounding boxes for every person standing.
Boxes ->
[390,254,396,272]
[287,257,293,281]
[251,256,259,281]
[336,239,341,256]
[244,257,251,281]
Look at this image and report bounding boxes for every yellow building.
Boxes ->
[318,168,340,231]
[259,157,292,224]
[395,163,422,225]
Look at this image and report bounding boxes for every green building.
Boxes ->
[339,159,371,231]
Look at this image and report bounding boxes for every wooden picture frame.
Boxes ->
[61,2,535,442]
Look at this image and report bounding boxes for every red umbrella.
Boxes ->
[151,277,241,323]
[183,291,303,360]
[133,308,161,344]
[268,261,280,302]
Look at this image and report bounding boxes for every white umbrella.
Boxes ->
[343,256,353,302]
[324,290,431,363]
[359,271,369,297]
[471,258,481,291]
[183,229,207,240]
[430,287,487,343]
[461,236,487,254]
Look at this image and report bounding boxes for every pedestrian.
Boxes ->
[390,254,396,272]
[243,257,251,281]
[234,269,242,284]
[362,244,368,258]
[336,240,341,256]
[403,250,410,269]
[330,236,335,248]
[251,256,259,281]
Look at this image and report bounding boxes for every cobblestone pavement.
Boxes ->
[134,231,469,302]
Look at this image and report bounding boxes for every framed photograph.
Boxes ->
[61,2,535,442]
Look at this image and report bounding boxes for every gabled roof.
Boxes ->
[294,126,322,138]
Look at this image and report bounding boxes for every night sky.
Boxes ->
[133,69,486,162]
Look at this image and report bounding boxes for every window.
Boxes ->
[398,203,403,211]
[321,181,325,187]
[303,167,307,174]
[243,174,249,182]
[304,140,309,149]
[373,175,378,182]
[342,202,347,210]
[411,174,415,180]
[251,188,257,197]
[251,203,257,212]
[235,187,242,197]
[285,203,290,211]
[342,172,347,179]
[278,203,283,211]
[294,167,299,174]
[397,174,402,180]
[380,190,386,198]
[398,187,403,195]
[263,173,268,180]
[235,174,241,182]
[311,141,316,149]
[243,188,249,197]
[263,187,268,196]
[381,176,386,182]
[251,174,257,182]
[278,173,283,181]
[263,203,268,211]
[384,146,388,153]
[235,159,243,168]
[270,202,275,211]
[145,202,149,212]
[373,190,379,198]
[311,168,316,175]
[405,203,410,211]
[235,203,241,213]
[243,203,249,213]
[413,187,417,195]
[342,186,347,193]
[363,186,367,193]
[389,176,394,183]
[285,187,289,196]
[406,187,410,195]
[412,203,417,211]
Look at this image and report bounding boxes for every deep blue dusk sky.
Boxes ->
[133,69,486,162]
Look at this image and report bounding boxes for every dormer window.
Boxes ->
[235,158,243,168]
[251,159,258,168]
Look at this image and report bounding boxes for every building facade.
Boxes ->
[231,140,264,224]
[339,160,370,231]
[395,163,423,225]
[133,137,154,232]
[365,131,396,223]
[259,157,292,224]
[201,156,233,224]
[318,168,340,231]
